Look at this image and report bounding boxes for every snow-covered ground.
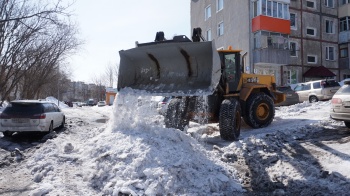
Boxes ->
[1,94,350,195]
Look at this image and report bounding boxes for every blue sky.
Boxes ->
[65,0,191,84]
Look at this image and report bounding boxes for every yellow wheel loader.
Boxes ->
[118,29,285,141]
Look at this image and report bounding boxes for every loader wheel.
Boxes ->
[243,93,274,128]
[344,121,350,129]
[165,98,189,131]
[219,99,241,141]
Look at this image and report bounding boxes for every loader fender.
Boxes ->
[273,90,286,104]
[239,84,271,102]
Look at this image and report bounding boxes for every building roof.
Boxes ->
[303,66,336,78]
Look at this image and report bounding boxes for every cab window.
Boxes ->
[224,54,237,82]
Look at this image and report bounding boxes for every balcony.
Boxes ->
[252,15,290,34]
[253,47,290,65]
[253,31,290,64]
[338,3,350,18]
[339,58,350,70]
[339,31,350,44]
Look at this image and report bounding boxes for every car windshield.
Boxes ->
[336,85,350,94]
[277,86,291,92]
[3,103,43,115]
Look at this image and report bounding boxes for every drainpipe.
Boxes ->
[248,0,253,74]
[301,0,304,82]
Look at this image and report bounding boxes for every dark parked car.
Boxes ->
[87,99,96,106]
[275,86,299,107]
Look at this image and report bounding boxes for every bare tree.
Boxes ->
[115,63,120,88]
[0,0,73,23]
[0,0,80,104]
[90,74,106,101]
[104,63,115,88]
[21,23,80,99]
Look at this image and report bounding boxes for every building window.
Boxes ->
[277,2,282,18]
[262,0,267,15]
[267,0,272,16]
[290,13,296,29]
[283,4,289,19]
[255,31,288,49]
[205,5,211,20]
[258,0,289,19]
[306,0,316,9]
[307,55,317,64]
[340,0,350,5]
[272,2,277,17]
[340,17,350,32]
[289,42,297,57]
[284,70,298,84]
[206,29,212,41]
[325,0,334,8]
[326,20,334,34]
[326,46,335,61]
[218,22,224,36]
[340,44,348,58]
[306,27,316,36]
[217,0,223,12]
[253,0,258,17]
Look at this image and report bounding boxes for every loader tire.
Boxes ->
[165,98,189,131]
[243,92,274,128]
[219,99,241,141]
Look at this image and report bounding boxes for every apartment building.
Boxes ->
[191,0,290,85]
[289,0,339,82]
[190,0,343,85]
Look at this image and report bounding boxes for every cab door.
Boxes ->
[221,52,241,93]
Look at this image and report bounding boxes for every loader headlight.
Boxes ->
[247,77,259,83]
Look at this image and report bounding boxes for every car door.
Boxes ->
[294,84,307,102]
[311,81,322,99]
[301,83,312,101]
[52,103,62,128]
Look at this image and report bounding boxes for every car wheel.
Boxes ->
[48,122,53,133]
[243,92,275,128]
[345,121,350,129]
[309,96,318,103]
[3,131,13,137]
[59,116,65,129]
[219,99,241,141]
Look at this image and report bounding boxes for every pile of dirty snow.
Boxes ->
[83,89,243,195]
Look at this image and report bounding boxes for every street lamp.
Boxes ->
[57,80,60,106]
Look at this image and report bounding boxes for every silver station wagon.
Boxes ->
[293,79,340,103]
[0,100,65,137]
[330,80,350,128]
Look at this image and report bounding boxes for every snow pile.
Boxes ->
[84,90,243,195]
[216,101,350,195]
[45,96,69,108]
[10,91,350,195]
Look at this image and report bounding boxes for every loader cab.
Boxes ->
[218,49,242,94]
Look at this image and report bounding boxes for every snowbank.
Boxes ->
[84,91,243,195]
[45,96,69,108]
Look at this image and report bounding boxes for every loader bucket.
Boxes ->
[117,41,221,96]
